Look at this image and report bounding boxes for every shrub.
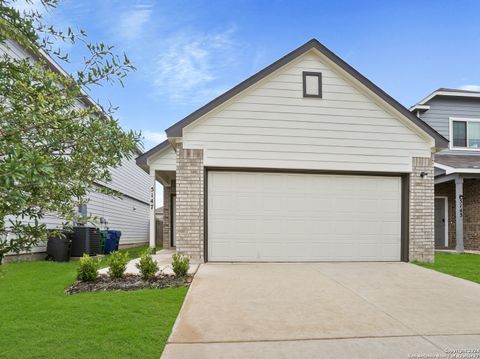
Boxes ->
[136,249,159,280]
[107,251,129,279]
[77,254,99,282]
[171,253,189,277]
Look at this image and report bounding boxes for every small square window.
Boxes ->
[303,71,322,98]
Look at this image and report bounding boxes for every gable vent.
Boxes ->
[303,71,322,98]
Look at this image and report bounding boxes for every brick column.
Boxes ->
[175,143,204,261]
[409,156,435,262]
[162,181,176,249]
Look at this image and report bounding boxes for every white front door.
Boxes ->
[208,171,402,262]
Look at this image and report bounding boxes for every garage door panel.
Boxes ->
[334,221,357,235]
[357,221,381,235]
[307,221,332,235]
[380,245,400,260]
[261,194,283,212]
[381,221,401,236]
[208,171,402,262]
[210,194,232,212]
[310,243,333,259]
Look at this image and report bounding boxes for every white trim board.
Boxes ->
[410,89,480,111]
[449,117,480,152]
[434,162,480,175]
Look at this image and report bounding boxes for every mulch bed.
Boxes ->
[65,274,192,295]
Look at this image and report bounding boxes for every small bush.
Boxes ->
[107,251,129,279]
[172,253,189,277]
[77,254,99,282]
[136,249,159,280]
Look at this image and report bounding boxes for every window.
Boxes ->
[452,121,467,147]
[451,118,480,149]
[78,204,87,216]
[77,204,88,224]
[303,72,322,98]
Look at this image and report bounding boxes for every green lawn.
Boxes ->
[0,246,187,359]
[415,252,480,284]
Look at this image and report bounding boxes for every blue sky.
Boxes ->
[39,0,480,150]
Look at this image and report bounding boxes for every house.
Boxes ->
[411,88,480,251]
[137,39,447,263]
[1,40,151,258]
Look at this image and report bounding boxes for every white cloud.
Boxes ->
[459,84,480,92]
[152,27,239,103]
[118,3,153,41]
[142,130,166,150]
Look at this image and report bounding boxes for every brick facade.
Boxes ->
[435,179,480,250]
[162,181,176,249]
[175,144,204,261]
[168,152,438,262]
[409,157,435,262]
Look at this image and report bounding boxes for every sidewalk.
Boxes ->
[436,249,480,255]
[98,249,200,276]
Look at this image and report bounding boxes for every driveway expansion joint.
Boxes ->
[168,332,480,345]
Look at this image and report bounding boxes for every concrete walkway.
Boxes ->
[162,262,480,358]
[436,249,480,255]
[98,249,199,276]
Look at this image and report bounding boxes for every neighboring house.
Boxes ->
[411,88,480,251]
[137,39,447,263]
[1,40,151,256]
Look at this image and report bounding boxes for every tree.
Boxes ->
[0,0,141,264]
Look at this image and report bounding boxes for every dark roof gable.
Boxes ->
[136,139,170,172]
[164,38,447,148]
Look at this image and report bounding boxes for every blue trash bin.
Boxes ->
[105,230,122,254]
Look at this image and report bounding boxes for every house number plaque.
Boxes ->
[459,194,464,218]
[150,186,155,210]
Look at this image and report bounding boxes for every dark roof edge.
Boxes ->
[165,39,321,137]
[313,41,449,148]
[135,139,170,172]
[437,87,480,94]
[164,38,448,148]
[413,88,480,109]
[5,40,145,155]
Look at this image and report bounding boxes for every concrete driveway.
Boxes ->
[162,263,480,358]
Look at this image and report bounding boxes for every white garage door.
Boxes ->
[208,171,402,262]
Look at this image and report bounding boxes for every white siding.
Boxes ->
[5,164,150,254]
[86,191,149,245]
[91,155,151,245]
[1,41,151,254]
[183,51,431,172]
[0,39,31,60]
[9,189,149,254]
[148,145,176,171]
[102,156,151,204]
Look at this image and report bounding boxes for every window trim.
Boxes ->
[449,117,480,151]
[302,71,322,98]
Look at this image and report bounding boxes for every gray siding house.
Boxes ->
[411,88,480,251]
[1,40,151,256]
[138,39,447,263]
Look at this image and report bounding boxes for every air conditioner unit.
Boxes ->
[70,226,100,257]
